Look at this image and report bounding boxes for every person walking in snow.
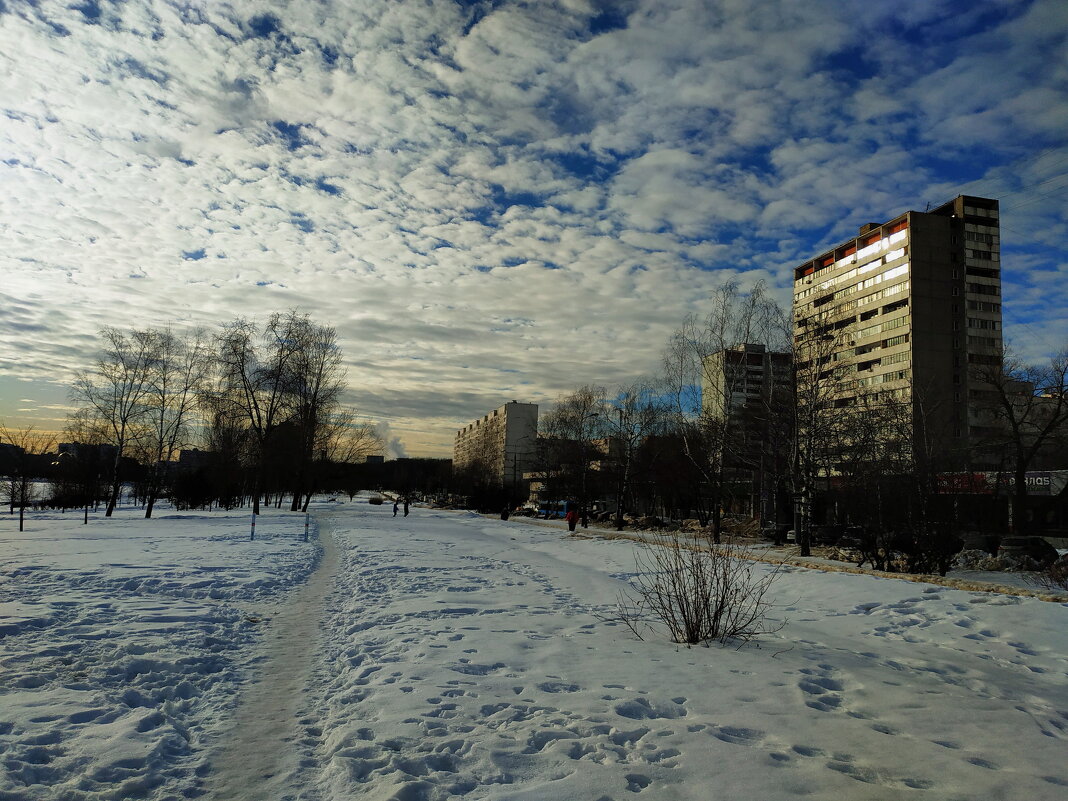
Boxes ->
[564,507,578,532]
[393,501,399,517]
[403,498,410,517]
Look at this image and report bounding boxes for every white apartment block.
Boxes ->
[454,401,539,486]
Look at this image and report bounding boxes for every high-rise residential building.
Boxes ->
[792,194,1003,469]
[453,401,539,486]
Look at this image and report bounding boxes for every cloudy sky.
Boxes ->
[2,0,1067,457]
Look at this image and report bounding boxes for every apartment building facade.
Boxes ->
[702,343,792,420]
[701,343,793,520]
[792,194,1003,469]
[453,401,539,486]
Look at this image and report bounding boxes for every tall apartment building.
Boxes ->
[453,401,539,486]
[792,194,1003,469]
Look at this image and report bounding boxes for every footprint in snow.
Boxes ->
[537,681,580,693]
[625,773,651,793]
[713,726,765,746]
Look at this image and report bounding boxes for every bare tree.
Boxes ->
[791,304,856,556]
[136,328,209,518]
[72,327,157,516]
[321,408,382,466]
[599,383,666,530]
[971,347,1068,534]
[57,409,110,523]
[0,425,57,531]
[306,407,381,510]
[662,280,787,542]
[540,386,605,525]
[214,315,302,516]
[287,314,345,511]
[197,388,251,511]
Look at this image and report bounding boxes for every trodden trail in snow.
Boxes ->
[207,511,339,800]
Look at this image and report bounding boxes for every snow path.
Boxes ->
[0,505,321,801]
[208,512,339,800]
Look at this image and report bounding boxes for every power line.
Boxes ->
[1001,180,1068,212]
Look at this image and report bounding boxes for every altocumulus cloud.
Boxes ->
[0,0,1066,453]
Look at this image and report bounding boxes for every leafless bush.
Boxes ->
[615,533,785,646]
[1032,557,1068,595]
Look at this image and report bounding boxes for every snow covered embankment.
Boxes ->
[0,506,318,800]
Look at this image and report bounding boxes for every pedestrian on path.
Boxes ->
[565,507,578,532]
[393,501,399,517]
[403,498,410,517]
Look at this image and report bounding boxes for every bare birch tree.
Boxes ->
[971,347,1068,534]
[540,385,604,525]
[0,425,57,531]
[662,280,787,542]
[303,407,380,511]
[599,383,666,530]
[791,306,854,556]
[58,409,110,523]
[287,314,345,511]
[214,315,302,516]
[137,328,209,518]
[72,327,156,516]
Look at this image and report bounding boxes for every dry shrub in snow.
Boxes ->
[616,534,785,646]
[1033,557,1068,595]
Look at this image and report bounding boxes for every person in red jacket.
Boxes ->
[564,507,578,532]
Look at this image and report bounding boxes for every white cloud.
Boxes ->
[0,0,1066,453]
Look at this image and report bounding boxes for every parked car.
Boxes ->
[836,527,867,550]
[998,536,1058,565]
[761,523,790,541]
[811,524,847,545]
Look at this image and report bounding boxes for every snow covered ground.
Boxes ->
[2,499,1067,800]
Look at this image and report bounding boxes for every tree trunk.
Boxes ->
[798,483,812,557]
[105,449,122,517]
[251,481,261,515]
[1013,465,1029,535]
[106,480,120,517]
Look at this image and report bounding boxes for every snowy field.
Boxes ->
[1,500,1067,800]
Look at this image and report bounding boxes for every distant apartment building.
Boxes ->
[792,194,1003,468]
[454,401,539,486]
[58,441,118,463]
[701,343,792,520]
[701,343,792,419]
